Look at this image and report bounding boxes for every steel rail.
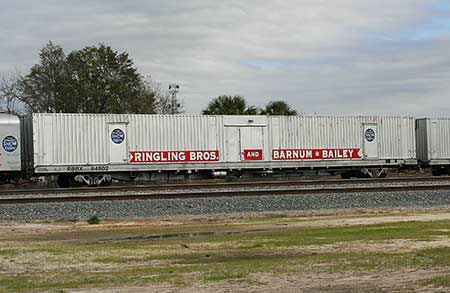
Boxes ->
[1,176,450,196]
[2,183,450,205]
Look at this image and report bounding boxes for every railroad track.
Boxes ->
[2,176,450,204]
[2,175,450,195]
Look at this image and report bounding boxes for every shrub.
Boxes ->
[87,215,100,225]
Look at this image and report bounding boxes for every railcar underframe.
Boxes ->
[35,159,418,187]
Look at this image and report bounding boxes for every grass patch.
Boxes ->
[0,267,178,293]
[92,256,130,264]
[419,275,450,288]
[205,272,248,281]
[1,218,450,292]
[250,220,450,248]
[173,247,450,273]
[0,249,18,256]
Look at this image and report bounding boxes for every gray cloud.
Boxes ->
[1,0,449,115]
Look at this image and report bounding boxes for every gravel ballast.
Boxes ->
[1,190,450,221]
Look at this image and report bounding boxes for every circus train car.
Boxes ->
[19,113,417,187]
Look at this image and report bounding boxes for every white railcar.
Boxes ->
[27,113,417,186]
[416,118,450,175]
[0,113,21,174]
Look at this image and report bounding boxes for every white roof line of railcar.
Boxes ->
[0,113,20,123]
[417,117,450,120]
[32,113,417,119]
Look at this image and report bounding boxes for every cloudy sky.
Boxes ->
[1,0,450,115]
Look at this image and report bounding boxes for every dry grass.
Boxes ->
[0,209,450,292]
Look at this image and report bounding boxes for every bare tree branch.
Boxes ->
[0,69,25,114]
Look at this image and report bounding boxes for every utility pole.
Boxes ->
[168,83,180,114]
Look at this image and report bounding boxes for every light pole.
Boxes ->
[168,83,180,114]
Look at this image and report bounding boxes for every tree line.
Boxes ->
[0,41,297,116]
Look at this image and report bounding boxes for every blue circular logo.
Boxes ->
[3,136,18,152]
[365,128,376,142]
[111,129,125,144]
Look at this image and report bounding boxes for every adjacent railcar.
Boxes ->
[0,113,21,180]
[26,113,417,186]
[416,118,450,175]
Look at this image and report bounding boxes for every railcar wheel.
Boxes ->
[378,171,388,178]
[431,166,449,176]
[340,172,352,179]
[432,170,442,176]
[57,175,73,188]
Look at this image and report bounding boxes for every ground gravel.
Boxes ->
[1,190,450,221]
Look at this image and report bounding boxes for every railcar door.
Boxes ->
[428,119,438,159]
[363,124,378,159]
[239,127,264,161]
[109,123,128,164]
[225,127,241,162]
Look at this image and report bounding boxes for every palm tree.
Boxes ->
[260,100,297,115]
[202,95,257,115]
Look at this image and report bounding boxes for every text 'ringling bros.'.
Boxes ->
[130,150,220,163]
[272,148,361,160]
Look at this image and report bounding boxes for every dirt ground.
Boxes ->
[1,205,450,240]
[1,206,450,292]
[66,268,450,293]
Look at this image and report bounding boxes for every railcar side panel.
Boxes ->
[416,118,450,165]
[269,116,416,162]
[0,113,21,172]
[32,113,417,174]
[33,114,225,172]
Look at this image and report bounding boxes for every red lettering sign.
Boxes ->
[130,150,220,163]
[272,148,361,161]
[243,149,263,161]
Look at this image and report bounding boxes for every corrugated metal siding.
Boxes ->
[437,119,450,159]
[127,115,222,151]
[33,113,416,168]
[378,116,416,159]
[33,113,223,166]
[0,113,21,171]
[419,118,450,160]
[34,114,107,165]
[269,116,415,159]
[270,116,362,149]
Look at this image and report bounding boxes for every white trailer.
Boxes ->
[416,118,450,175]
[28,113,417,185]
